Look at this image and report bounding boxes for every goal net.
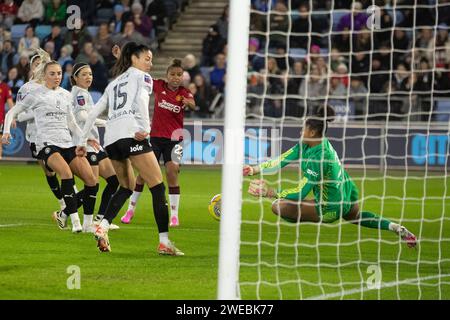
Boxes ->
[219,0,450,300]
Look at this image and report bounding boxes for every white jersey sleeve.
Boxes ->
[3,94,34,135]
[16,80,41,143]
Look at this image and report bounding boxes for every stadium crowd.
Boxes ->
[1,0,450,121]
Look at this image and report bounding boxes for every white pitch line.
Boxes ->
[0,223,25,228]
[307,273,450,300]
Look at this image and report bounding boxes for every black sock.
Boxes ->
[61,178,77,216]
[76,190,84,209]
[46,175,62,200]
[82,184,99,216]
[103,186,133,224]
[150,183,169,233]
[97,175,119,217]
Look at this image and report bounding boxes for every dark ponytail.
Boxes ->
[166,58,183,74]
[305,105,335,137]
[112,42,150,77]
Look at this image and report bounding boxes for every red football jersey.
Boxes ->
[151,79,193,140]
[0,82,12,123]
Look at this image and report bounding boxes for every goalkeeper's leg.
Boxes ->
[344,204,417,248]
[271,199,320,223]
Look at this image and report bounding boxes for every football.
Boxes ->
[208,194,221,221]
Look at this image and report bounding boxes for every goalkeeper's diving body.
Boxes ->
[243,106,417,248]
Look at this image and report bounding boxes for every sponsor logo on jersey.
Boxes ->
[130,144,144,152]
[306,168,318,177]
[77,95,86,106]
[158,99,181,113]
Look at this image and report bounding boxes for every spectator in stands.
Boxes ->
[44,0,67,26]
[94,22,114,63]
[6,67,24,102]
[393,63,410,91]
[299,63,327,115]
[290,3,323,49]
[416,58,433,93]
[264,58,284,118]
[250,3,265,35]
[286,60,306,117]
[18,26,40,57]
[182,54,201,80]
[337,2,368,32]
[351,52,370,85]
[44,40,56,60]
[216,4,229,40]
[428,23,450,69]
[274,45,294,72]
[0,40,18,75]
[414,27,434,62]
[210,53,226,93]
[375,8,394,46]
[0,0,18,29]
[268,2,289,48]
[350,76,368,117]
[201,24,226,67]
[131,1,153,38]
[42,24,64,60]
[353,27,372,53]
[17,0,44,27]
[63,18,93,58]
[75,41,104,64]
[434,66,450,97]
[192,73,216,118]
[336,62,349,87]
[89,51,108,92]
[329,74,347,100]
[314,56,327,80]
[248,37,264,72]
[57,44,74,67]
[369,58,389,94]
[110,4,125,34]
[60,60,73,90]
[393,29,410,66]
[247,71,264,118]
[146,0,166,31]
[15,53,30,81]
[330,48,346,72]
[113,20,150,48]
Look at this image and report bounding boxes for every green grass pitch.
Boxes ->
[0,163,449,299]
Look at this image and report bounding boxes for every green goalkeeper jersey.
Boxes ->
[258,138,359,222]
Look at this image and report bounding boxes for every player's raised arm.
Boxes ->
[78,92,108,147]
[243,143,301,176]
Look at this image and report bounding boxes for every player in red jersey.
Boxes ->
[121,59,195,227]
[0,75,14,159]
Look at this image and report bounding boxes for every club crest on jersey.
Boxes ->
[90,154,97,162]
[175,95,182,102]
[144,75,151,84]
[44,147,51,154]
[77,95,86,106]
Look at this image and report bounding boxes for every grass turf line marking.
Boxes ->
[0,223,25,228]
[307,273,450,300]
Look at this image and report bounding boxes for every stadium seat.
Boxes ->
[35,25,52,41]
[289,48,307,59]
[435,100,450,122]
[87,26,99,37]
[95,8,114,25]
[90,91,103,103]
[11,24,28,43]
[332,10,349,31]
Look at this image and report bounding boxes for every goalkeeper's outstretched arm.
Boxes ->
[243,143,301,176]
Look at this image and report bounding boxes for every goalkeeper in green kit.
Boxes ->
[243,106,417,248]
